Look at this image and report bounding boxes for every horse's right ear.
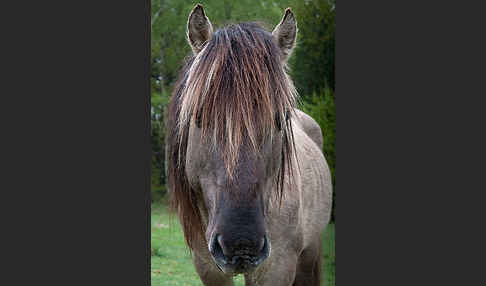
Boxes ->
[272,8,297,61]
[187,4,213,55]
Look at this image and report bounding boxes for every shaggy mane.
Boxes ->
[167,22,297,249]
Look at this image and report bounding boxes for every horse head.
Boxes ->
[168,4,298,274]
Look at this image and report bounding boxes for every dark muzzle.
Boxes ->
[209,233,270,274]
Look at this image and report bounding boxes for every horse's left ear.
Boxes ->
[272,8,297,61]
[187,4,213,55]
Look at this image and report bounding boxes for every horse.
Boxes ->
[167,4,332,286]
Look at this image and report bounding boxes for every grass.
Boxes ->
[151,201,335,286]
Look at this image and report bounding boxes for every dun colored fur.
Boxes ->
[167,5,332,286]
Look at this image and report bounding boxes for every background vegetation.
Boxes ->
[151,0,335,285]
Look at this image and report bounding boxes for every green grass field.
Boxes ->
[151,202,335,286]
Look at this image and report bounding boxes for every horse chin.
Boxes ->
[214,261,258,275]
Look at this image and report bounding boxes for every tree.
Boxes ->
[290,0,335,95]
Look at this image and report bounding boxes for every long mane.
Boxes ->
[167,22,297,249]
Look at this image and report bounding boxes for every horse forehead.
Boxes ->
[187,125,268,177]
[196,146,259,185]
[214,162,260,187]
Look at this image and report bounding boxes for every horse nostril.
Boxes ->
[258,237,265,252]
[209,234,229,265]
[217,234,231,257]
[258,235,270,262]
[210,234,220,253]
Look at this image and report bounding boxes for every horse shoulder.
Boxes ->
[291,118,332,247]
[293,109,323,152]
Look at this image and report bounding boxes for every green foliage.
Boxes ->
[291,0,335,95]
[151,91,169,202]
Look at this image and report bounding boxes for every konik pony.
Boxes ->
[167,4,332,285]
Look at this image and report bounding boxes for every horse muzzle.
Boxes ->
[209,234,271,274]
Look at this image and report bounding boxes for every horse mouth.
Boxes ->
[209,235,271,274]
